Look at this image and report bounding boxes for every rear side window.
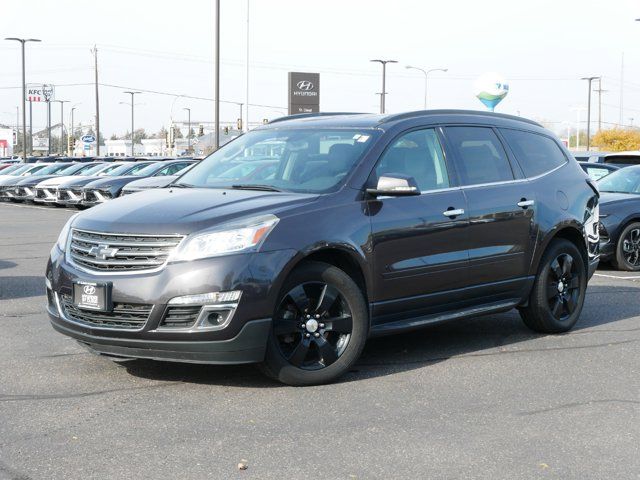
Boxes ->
[445,126,514,186]
[500,129,567,178]
[604,155,640,166]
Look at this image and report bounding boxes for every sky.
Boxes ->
[0,0,639,140]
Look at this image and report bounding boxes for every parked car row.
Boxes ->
[0,158,196,208]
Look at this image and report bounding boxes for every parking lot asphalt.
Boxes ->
[0,202,638,480]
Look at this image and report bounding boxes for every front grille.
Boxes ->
[160,306,202,328]
[35,188,47,199]
[60,294,152,330]
[69,228,184,272]
[57,189,69,201]
[83,190,98,203]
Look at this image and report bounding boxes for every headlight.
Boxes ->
[171,214,279,262]
[55,214,79,251]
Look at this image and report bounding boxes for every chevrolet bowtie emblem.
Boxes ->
[88,244,119,260]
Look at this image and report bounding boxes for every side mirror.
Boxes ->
[366,174,420,197]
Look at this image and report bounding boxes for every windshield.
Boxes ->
[35,163,71,175]
[597,167,640,194]
[175,128,379,193]
[131,162,163,176]
[23,164,48,175]
[56,163,87,175]
[104,162,136,176]
[1,164,25,175]
[79,163,109,176]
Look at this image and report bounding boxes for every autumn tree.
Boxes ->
[592,128,640,152]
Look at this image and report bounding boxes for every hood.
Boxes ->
[73,187,319,235]
[84,175,138,189]
[57,176,105,189]
[37,175,83,187]
[123,176,177,190]
[16,175,60,187]
[0,175,30,186]
[599,191,640,207]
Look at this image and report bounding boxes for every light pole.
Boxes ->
[370,59,397,114]
[245,0,250,132]
[91,45,100,155]
[123,91,141,156]
[214,0,221,149]
[5,37,41,158]
[53,100,68,155]
[69,103,80,156]
[405,66,448,109]
[581,76,599,151]
[183,107,191,154]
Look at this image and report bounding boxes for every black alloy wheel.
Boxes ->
[520,239,586,333]
[273,282,353,370]
[546,253,581,321]
[261,261,368,386]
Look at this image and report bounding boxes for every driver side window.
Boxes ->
[375,128,450,192]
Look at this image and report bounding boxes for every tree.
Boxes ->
[133,128,147,145]
[592,128,640,152]
[110,134,118,141]
[568,131,589,149]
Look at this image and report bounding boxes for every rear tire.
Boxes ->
[612,222,640,272]
[520,239,586,333]
[260,261,368,386]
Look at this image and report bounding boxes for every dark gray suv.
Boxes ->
[46,110,600,385]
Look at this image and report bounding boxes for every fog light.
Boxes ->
[167,290,241,305]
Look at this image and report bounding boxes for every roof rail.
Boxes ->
[268,112,364,124]
[379,109,543,127]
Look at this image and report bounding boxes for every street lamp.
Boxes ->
[370,59,397,114]
[53,100,68,156]
[69,103,81,156]
[183,107,191,154]
[214,0,221,149]
[5,37,41,158]
[581,76,600,151]
[122,91,141,156]
[405,66,448,109]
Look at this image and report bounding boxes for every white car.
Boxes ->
[32,162,108,204]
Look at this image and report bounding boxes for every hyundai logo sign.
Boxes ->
[83,285,96,295]
[296,80,314,91]
[288,72,320,115]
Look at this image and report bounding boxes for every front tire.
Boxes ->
[261,261,368,386]
[612,222,640,272]
[520,239,587,333]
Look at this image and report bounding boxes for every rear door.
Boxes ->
[443,126,537,294]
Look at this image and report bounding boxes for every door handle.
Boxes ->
[443,208,465,217]
[517,199,535,208]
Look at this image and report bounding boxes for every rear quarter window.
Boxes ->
[500,129,567,178]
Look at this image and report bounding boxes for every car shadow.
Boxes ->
[122,283,639,388]
[0,275,44,300]
[0,260,17,270]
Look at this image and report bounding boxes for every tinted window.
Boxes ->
[585,166,612,181]
[177,129,378,193]
[446,127,513,186]
[500,129,567,177]
[375,129,450,191]
[604,155,640,166]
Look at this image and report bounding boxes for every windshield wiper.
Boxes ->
[231,184,281,192]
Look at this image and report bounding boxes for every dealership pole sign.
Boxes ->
[288,72,320,115]
[26,84,55,103]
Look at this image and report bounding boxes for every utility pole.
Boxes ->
[183,107,191,154]
[91,45,100,155]
[214,0,221,149]
[593,78,607,132]
[28,100,33,155]
[4,37,41,158]
[245,0,250,132]
[370,59,397,114]
[123,91,141,156]
[70,107,76,156]
[581,76,599,151]
[619,52,624,127]
[47,100,51,155]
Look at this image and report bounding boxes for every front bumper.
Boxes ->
[46,246,297,364]
[34,187,60,204]
[56,189,84,205]
[81,190,112,206]
[2,186,35,201]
